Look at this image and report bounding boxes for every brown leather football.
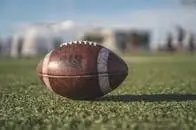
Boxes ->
[36,41,128,100]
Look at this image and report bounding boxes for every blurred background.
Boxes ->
[0,0,196,57]
[1,1,196,129]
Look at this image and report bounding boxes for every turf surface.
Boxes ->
[0,55,196,130]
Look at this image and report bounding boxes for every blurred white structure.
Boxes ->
[22,27,53,57]
[10,20,84,57]
[7,20,196,57]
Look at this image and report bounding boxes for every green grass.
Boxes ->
[0,55,196,130]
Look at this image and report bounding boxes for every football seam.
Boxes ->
[37,72,127,78]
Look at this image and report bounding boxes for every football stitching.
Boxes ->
[60,41,97,47]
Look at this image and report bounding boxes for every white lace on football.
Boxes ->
[60,41,97,47]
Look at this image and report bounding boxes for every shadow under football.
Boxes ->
[95,94,196,102]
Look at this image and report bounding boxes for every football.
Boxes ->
[36,41,128,100]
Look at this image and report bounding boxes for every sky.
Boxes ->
[0,0,196,38]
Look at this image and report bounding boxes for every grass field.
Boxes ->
[0,54,196,130]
